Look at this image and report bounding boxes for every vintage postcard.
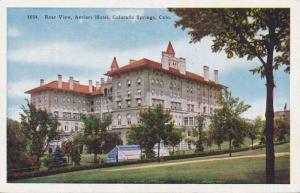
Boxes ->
[0,0,300,193]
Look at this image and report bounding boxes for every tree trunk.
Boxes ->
[265,66,275,183]
[173,146,175,155]
[229,138,232,157]
[265,10,276,184]
[94,153,98,163]
[157,142,160,162]
[251,139,254,149]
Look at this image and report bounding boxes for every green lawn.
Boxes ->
[15,143,289,184]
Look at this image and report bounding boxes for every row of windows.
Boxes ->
[117,78,142,88]
[117,113,141,125]
[117,99,142,109]
[53,111,81,120]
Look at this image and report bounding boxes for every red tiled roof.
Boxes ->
[166,41,175,56]
[25,80,102,95]
[106,58,222,88]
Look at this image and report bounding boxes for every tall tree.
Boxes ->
[169,8,289,183]
[7,118,27,170]
[140,104,175,162]
[192,115,207,153]
[127,105,175,161]
[245,121,259,148]
[210,88,250,156]
[83,114,112,163]
[20,100,59,168]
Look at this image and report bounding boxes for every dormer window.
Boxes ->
[118,82,122,88]
[137,78,141,85]
[127,80,131,87]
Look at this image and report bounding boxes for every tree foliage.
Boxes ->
[20,100,60,168]
[7,118,27,170]
[192,115,206,153]
[83,114,112,163]
[127,105,176,161]
[274,118,289,142]
[103,132,123,153]
[210,88,250,156]
[164,127,184,154]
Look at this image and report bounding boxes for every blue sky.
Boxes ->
[7,8,290,120]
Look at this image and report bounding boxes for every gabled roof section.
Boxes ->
[166,41,175,56]
[111,57,119,71]
[25,81,102,95]
[106,58,223,88]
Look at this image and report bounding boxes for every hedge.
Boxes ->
[8,141,288,181]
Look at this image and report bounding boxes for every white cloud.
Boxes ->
[8,26,22,37]
[8,37,256,78]
[242,98,266,120]
[105,9,145,23]
[8,80,36,99]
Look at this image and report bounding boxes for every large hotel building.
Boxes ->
[26,42,223,149]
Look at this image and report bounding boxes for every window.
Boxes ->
[137,78,141,85]
[189,117,194,126]
[127,80,131,87]
[117,82,122,88]
[210,107,213,114]
[54,111,59,118]
[137,89,141,95]
[118,102,122,109]
[127,91,131,97]
[137,99,141,106]
[203,106,206,113]
[117,115,122,125]
[184,117,189,126]
[136,114,141,124]
[127,114,131,125]
[127,100,131,107]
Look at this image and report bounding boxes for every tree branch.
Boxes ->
[216,9,267,67]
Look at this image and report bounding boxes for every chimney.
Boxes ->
[214,70,218,83]
[40,79,44,86]
[69,76,74,90]
[58,74,62,88]
[129,59,136,63]
[96,81,100,90]
[203,66,209,81]
[101,78,105,84]
[89,80,93,93]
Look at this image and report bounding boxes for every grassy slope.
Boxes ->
[16,143,290,184]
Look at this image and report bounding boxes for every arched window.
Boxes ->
[117,115,122,125]
[127,114,131,125]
